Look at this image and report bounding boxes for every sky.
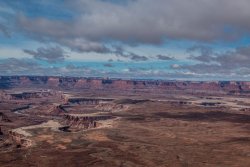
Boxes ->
[1,0,250,80]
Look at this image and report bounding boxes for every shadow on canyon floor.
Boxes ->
[155,111,250,124]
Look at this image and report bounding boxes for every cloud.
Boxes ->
[187,45,215,63]
[112,45,148,61]
[2,0,250,80]
[60,38,111,53]
[7,0,250,63]
[129,53,148,61]
[181,64,228,74]
[23,46,68,63]
[103,63,114,67]
[171,64,180,69]
[15,0,250,47]
[156,54,173,61]
[217,46,250,69]
[115,67,211,80]
[180,45,250,75]
[1,57,247,80]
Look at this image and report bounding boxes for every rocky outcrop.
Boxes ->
[11,105,30,112]
[7,90,62,100]
[240,108,250,112]
[49,104,67,115]
[8,131,32,148]
[96,103,128,112]
[0,112,11,122]
[58,126,70,132]
[1,76,250,95]
[114,99,150,104]
[63,114,113,129]
[65,97,114,105]
[200,102,221,107]
[169,101,192,105]
[0,90,11,100]
[95,99,149,112]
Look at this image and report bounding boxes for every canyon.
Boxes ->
[1,76,250,166]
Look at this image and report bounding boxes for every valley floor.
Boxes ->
[1,89,250,166]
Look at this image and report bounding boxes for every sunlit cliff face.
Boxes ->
[1,0,250,80]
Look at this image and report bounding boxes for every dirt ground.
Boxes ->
[1,89,250,167]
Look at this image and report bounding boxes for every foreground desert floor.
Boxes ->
[1,89,250,167]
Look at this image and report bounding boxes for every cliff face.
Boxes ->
[1,76,250,94]
[65,97,114,104]
[8,131,32,147]
[0,112,11,122]
[62,114,112,129]
[95,103,127,112]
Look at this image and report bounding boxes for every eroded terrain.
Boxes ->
[1,87,250,167]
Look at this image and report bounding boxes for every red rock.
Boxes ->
[1,76,250,95]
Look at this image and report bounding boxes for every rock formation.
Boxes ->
[169,101,192,105]
[49,104,67,115]
[63,114,113,130]
[1,76,250,95]
[65,97,114,105]
[96,103,128,112]
[11,106,30,112]
[8,131,32,148]
[7,90,62,100]
[0,112,11,122]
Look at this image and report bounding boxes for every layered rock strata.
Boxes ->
[1,76,250,95]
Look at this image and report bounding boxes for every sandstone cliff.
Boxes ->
[8,131,32,148]
[1,76,250,95]
[62,114,113,130]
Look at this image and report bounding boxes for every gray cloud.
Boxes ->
[129,53,148,61]
[103,63,114,67]
[156,55,173,61]
[2,0,250,80]
[217,46,250,69]
[181,45,250,75]
[187,45,215,63]
[15,0,250,47]
[23,46,67,63]
[60,38,111,53]
[113,45,148,61]
[7,0,250,66]
[181,64,228,74]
